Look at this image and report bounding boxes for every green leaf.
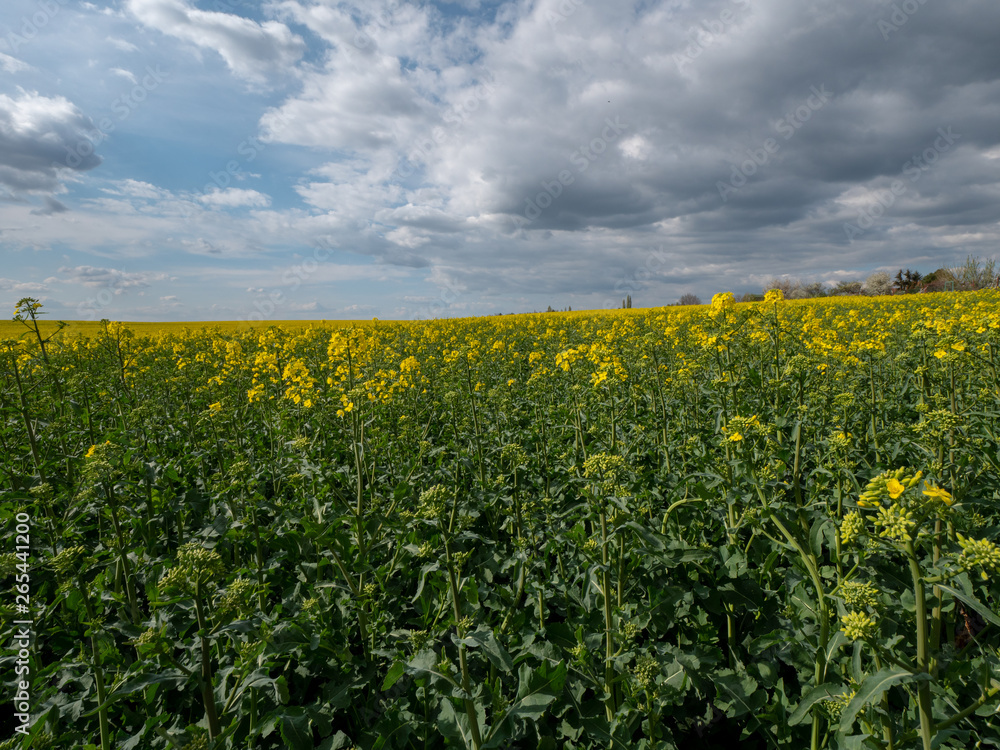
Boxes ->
[87,670,188,716]
[406,648,461,690]
[937,583,1000,628]
[319,731,352,750]
[279,708,314,750]
[825,629,850,663]
[274,675,291,705]
[438,698,475,749]
[809,517,832,558]
[455,629,514,673]
[834,734,872,750]
[714,668,765,718]
[623,520,665,550]
[382,661,407,691]
[484,661,567,747]
[110,670,188,698]
[718,578,764,611]
[788,683,848,726]
[839,668,931,732]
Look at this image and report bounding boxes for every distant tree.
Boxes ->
[831,280,863,296]
[894,268,924,293]
[950,255,998,291]
[765,278,826,299]
[800,282,827,298]
[863,271,892,296]
[677,293,702,305]
[739,292,764,303]
[764,278,797,297]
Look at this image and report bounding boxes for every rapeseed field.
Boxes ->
[2,292,998,749]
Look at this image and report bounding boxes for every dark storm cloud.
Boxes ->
[481,0,1000,247]
[0,90,102,196]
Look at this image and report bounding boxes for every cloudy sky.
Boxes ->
[1,0,999,321]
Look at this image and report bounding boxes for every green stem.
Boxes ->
[934,680,997,733]
[464,358,487,488]
[767,508,829,750]
[905,540,934,750]
[600,504,616,720]
[328,546,371,658]
[105,484,141,625]
[80,583,111,750]
[445,538,483,750]
[194,582,222,739]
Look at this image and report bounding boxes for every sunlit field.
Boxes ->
[2,292,999,750]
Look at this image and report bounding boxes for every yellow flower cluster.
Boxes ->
[840,511,865,547]
[956,535,1000,579]
[872,504,916,542]
[839,581,880,609]
[840,610,877,641]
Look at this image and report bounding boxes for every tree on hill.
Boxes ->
[949,255,998,291]
[863,271,892,296]
[830,280,863,296]
[763,278,827,299]
[894,269,923,293]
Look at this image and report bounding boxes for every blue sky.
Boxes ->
[1,0,999,321]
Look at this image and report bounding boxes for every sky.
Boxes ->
[1,0,999,322]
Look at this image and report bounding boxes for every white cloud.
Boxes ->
[56,266,169,290]
[110,67,138,83]
[0,53,30,73]
[0,278,48,294]
[126,0,306,84]
[103,179,173,200]
[107,36,140,52]
[199,188,271,208]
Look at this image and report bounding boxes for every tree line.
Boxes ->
[672,254,998,305]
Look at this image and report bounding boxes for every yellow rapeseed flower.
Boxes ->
[886,478,905,499]
[921,484,953,505]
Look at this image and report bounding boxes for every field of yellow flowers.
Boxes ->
[2,293,999,750]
